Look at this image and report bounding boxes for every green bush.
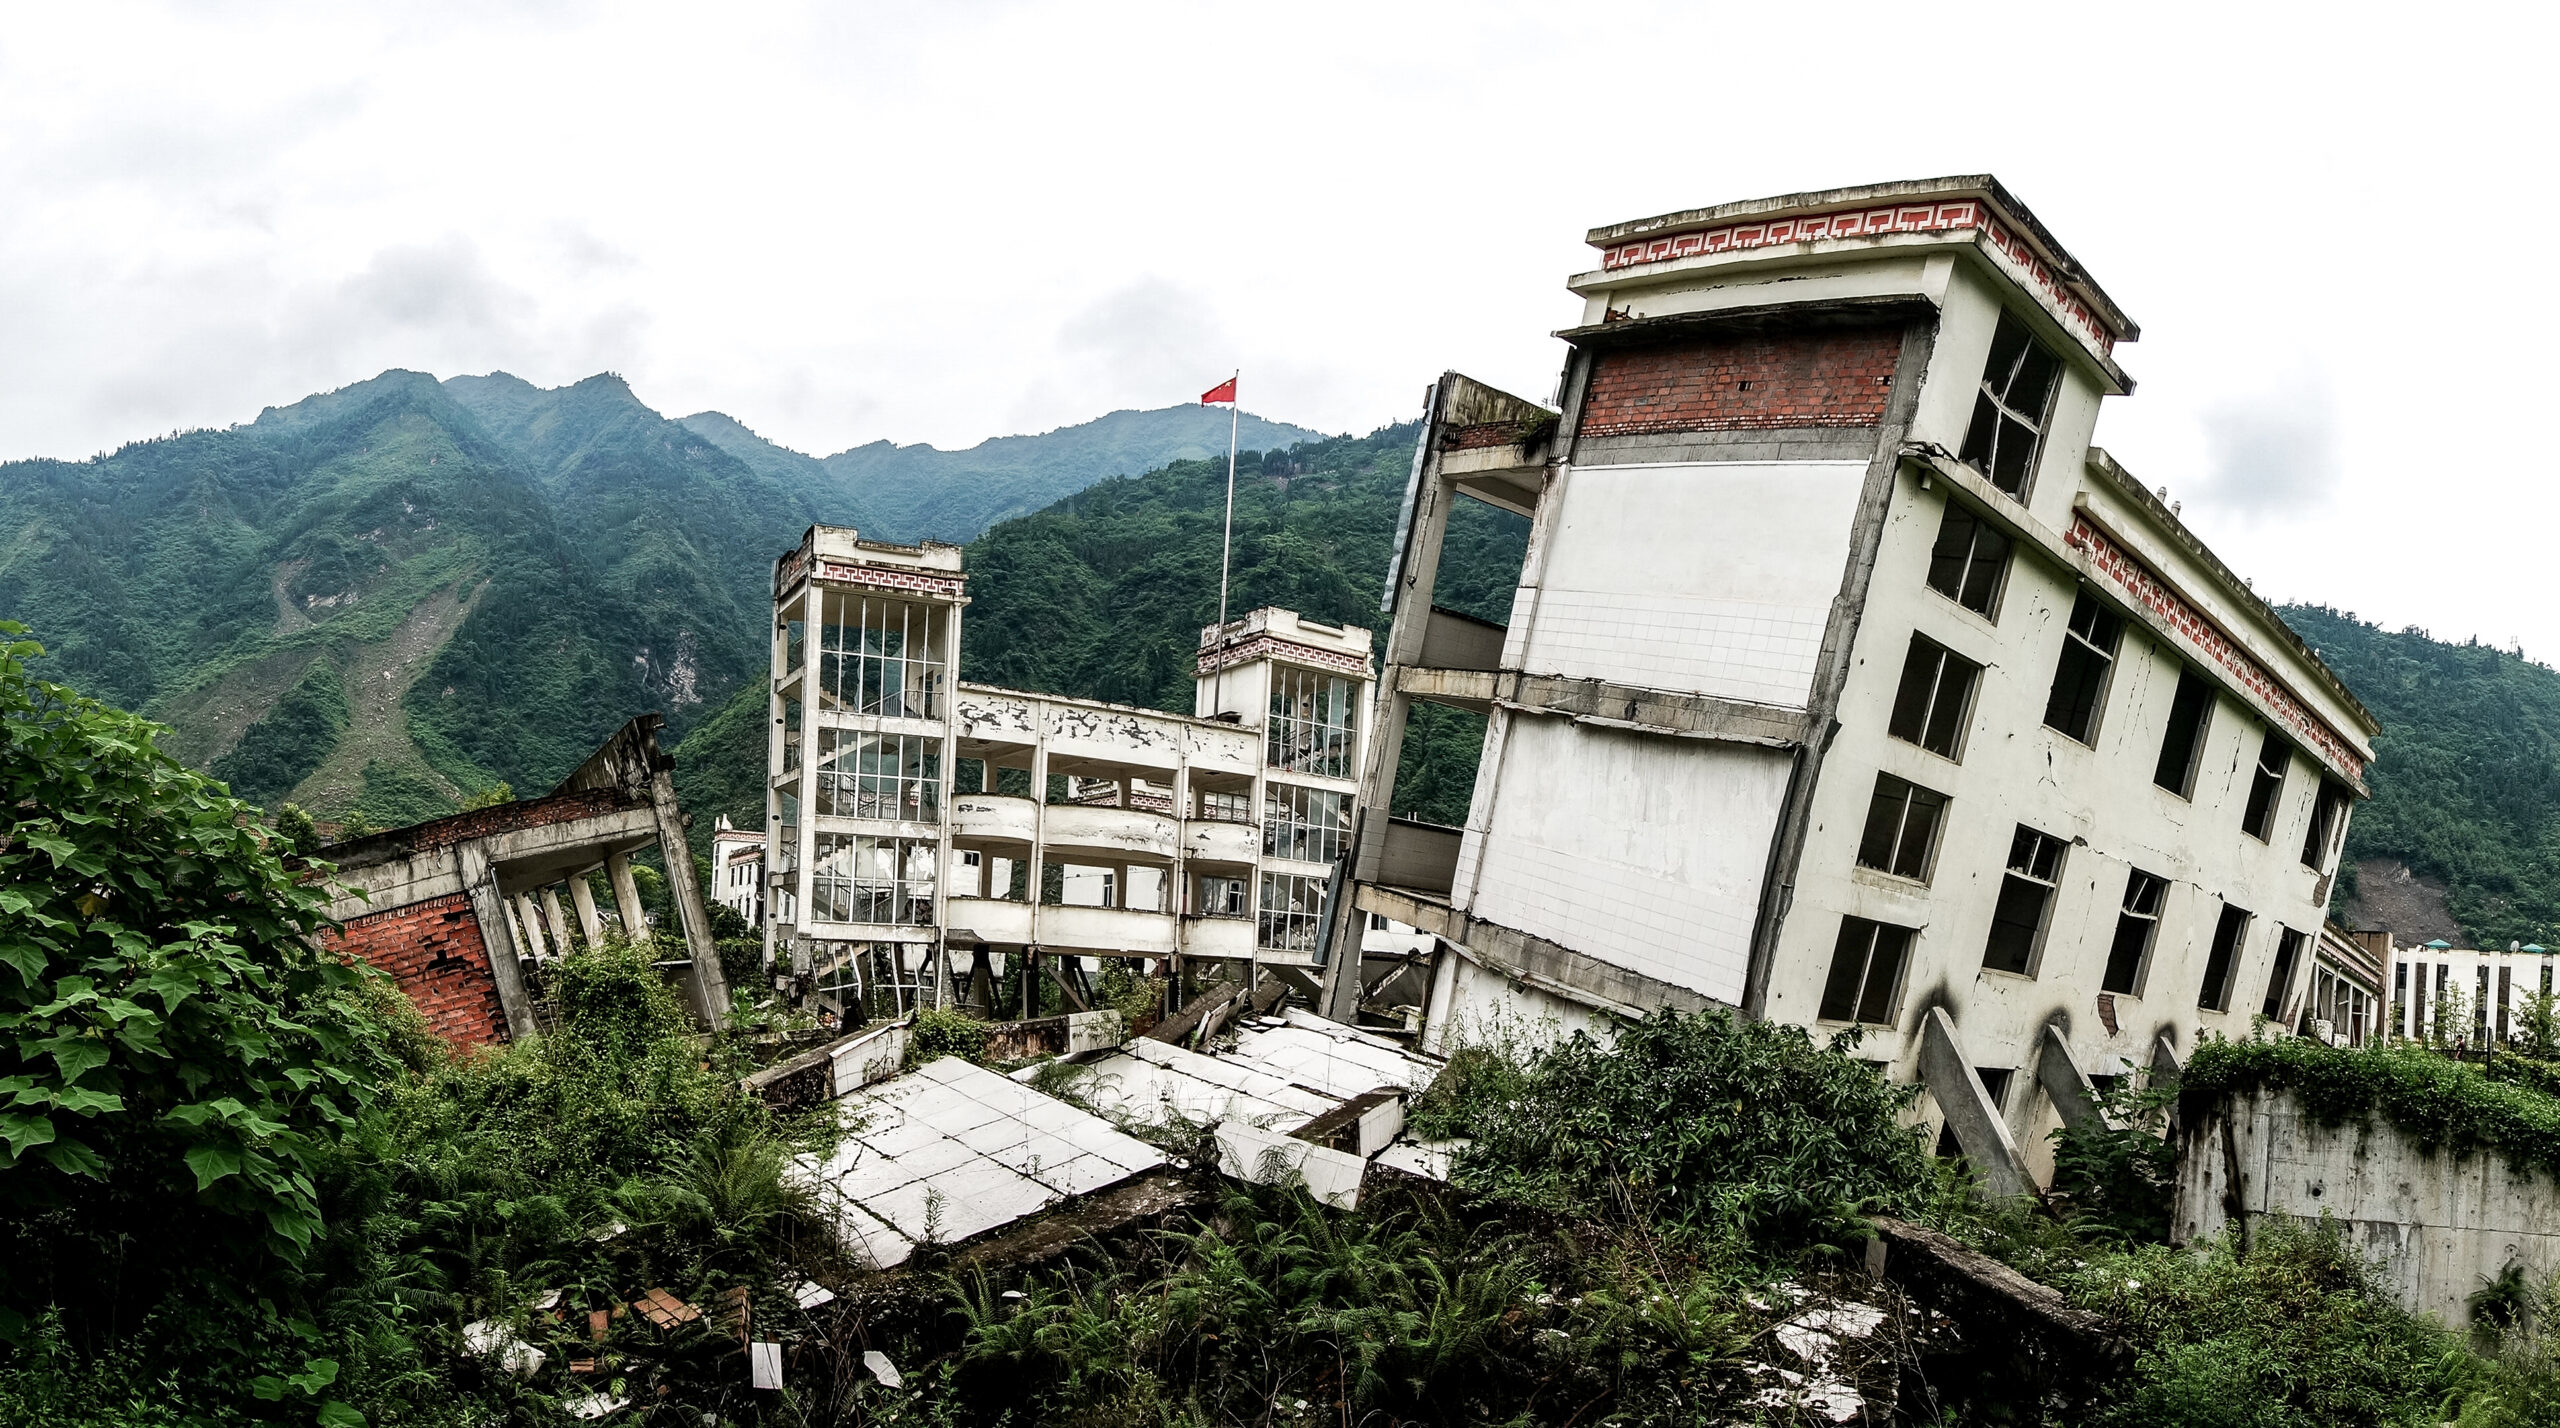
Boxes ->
[909,1005,993,1068]
[2185,1036,2560,1181]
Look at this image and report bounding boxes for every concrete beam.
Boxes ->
[1919,1007,2037,1204]
[1501,673,1814,749]
[2034,1023,2111,1132]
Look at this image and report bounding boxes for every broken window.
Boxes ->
[2153,666,2215,798]
[2198,903,2252,1011]
[1818,916,1913,1024]
[2102,868,2167,994]
[1196,788,1252,823]
[782,698,803,773]
[2241,728,2290,841]
[2301,777,2348,871]
[1958,310,2064,499]
[2043,592,2123,745]
[1925,502,2011,618]
[2261,927,2305,1020]
[809,833,937,927]
[1976,1067,2014,1110]
[1262,782,1352,864]
[1983,825,2066,976]
[812,729,941,821]
[1258,872,1329,956]
[1268,668,1358,779]
[818,593,948,720]
[1888,635,1980,760]
[1197,874,1248,918]
[1855,773,1947,882]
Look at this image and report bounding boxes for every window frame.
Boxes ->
[2043,591,2125,746]
[2301,778,2349,872]
[1887,633,1982,762]
[2241,728,2290,842]
[2198,903,2253,1012]
[2261,927,2306,1021]
[1982,824,2067,977]
[1256,871,1329,956]
[1923,500,2012,622]
[2101,867,2167,995]
[1261,781,1352,865]
[2153,665,2217,800]
[1854,772,1949,884]
[1958,310,2066,501]
[1818,916,1916,1026]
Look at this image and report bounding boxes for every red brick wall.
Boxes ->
[328,892,510,1047]
[1579,326,1902,437]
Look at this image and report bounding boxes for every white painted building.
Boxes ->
[764,526,1376,1020]
[1334,176,2382,1189]
[710,815,766,928]
[2387,936,2556,1048]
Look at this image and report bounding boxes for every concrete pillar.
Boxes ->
[2035,1023,2111,1132]
[569,871,605,946]
[512,892,549,960]
[607,852,647,939]
[542,886,575,955]
[1028,746,1051,908]
[966,947,995,1015]
[1919,1007,2036,1204]
[646,765,730,1022]
[456,840,538,1040]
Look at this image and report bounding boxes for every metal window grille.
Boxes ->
[1257,871,1327,955]
[809,833,937,927]
[1262,782,1351,864]
[818,594,947,720]
[813,729,942,821]
[1267,669,1356,779]
[1197,789,1253,823]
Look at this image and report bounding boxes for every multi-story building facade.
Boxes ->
[2388,935,2555,1048]
[711,815,767,928]
[1332,176,2380,1190]
[765,526,1375,1020]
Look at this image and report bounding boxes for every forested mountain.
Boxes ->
[0,370,1315,826]
[2280,606,2560,948]
[675,424,1531,841]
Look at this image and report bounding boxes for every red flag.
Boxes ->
[1200,376,1237,406]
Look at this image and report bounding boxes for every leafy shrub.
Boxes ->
[2185,1036,2560,1181]
[1430,1008,1928,1251]
[2048,1082,2179,1246]
[909,1004,993,1067]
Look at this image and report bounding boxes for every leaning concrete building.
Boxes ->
[763,525,1375,1020]
[1330,176,2380,1190]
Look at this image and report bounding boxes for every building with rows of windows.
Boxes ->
[762,526,1377,1020]
[1330,175,2383,1192]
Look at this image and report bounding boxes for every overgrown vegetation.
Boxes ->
[2180,1035,2560,1181]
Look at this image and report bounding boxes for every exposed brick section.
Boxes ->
[1579,327,1901,437]
[1444,417,1556,451]
[325,786,636,872]
[327,892,509,1046]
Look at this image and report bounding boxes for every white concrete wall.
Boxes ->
[1507,460,1867,710]
[1461,716,1790,1004]
[2179,1088,2560,1329]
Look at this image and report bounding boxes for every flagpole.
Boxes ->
[1216,370,1239,635]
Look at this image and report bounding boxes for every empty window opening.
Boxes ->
[1819,917,1914,1024]
[2477,964,2493,1041]
[1925,502,2012,619]
[2102,868,2167,994]
[1258,872,1328,956]
[1984,825,2066,976]
[2242,729,2290,841]
[809,833,938,927]
[812,729,942,822]
[1958,310,2065,499]
[1268,668,1358,779]
[1856,773,1948,882]
[2198,903,2252,1011]
[2261,927,2306,1020]
[817,593,948,720]
[1888,635,1981,760]
[1976,1066,2014,1110]
[2301,778,2349,871]
[2499,964,2514,1043]
[2154,667,2216,798]
[2043,592,2124,745]
[1196,874,1247,918]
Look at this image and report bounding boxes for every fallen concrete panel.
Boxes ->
[1216,1119,1368,1209]
[799,1057,1165,1268]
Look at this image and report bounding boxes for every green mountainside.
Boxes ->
[678,404,1323,544]
[0,371,1315,827]
[676,424,1530,844]
[2279,605,2560,948]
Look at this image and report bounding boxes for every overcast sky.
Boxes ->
[4,2,2550,657]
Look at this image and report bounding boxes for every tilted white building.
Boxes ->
[763,526,1376,1020]
[1330,176,2382,1191]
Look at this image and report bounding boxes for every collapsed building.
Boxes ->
[315,715,731,1042]
[1322,175,2384,1192]
[760,527,1395,1019]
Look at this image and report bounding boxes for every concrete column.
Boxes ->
[1027,745,1051,908]
[1919,1007,2036,1204]
[456,841,538,1040]
[2035,1023,2111,1132]
[512,893,549,960]
[607,852,647,940]
[542,886,575,955]
[966,947,995,1015]
[646,765,730,1022]
[569,871,605,946]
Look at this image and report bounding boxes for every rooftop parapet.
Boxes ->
[1198,606,1375,678]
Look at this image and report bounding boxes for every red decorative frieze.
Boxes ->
[812,561,966,599]
[1596,201,2115,358]
[1198,634,1372,679]
[2064,516,2364,781]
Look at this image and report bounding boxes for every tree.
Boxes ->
[0,625,390,1323]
